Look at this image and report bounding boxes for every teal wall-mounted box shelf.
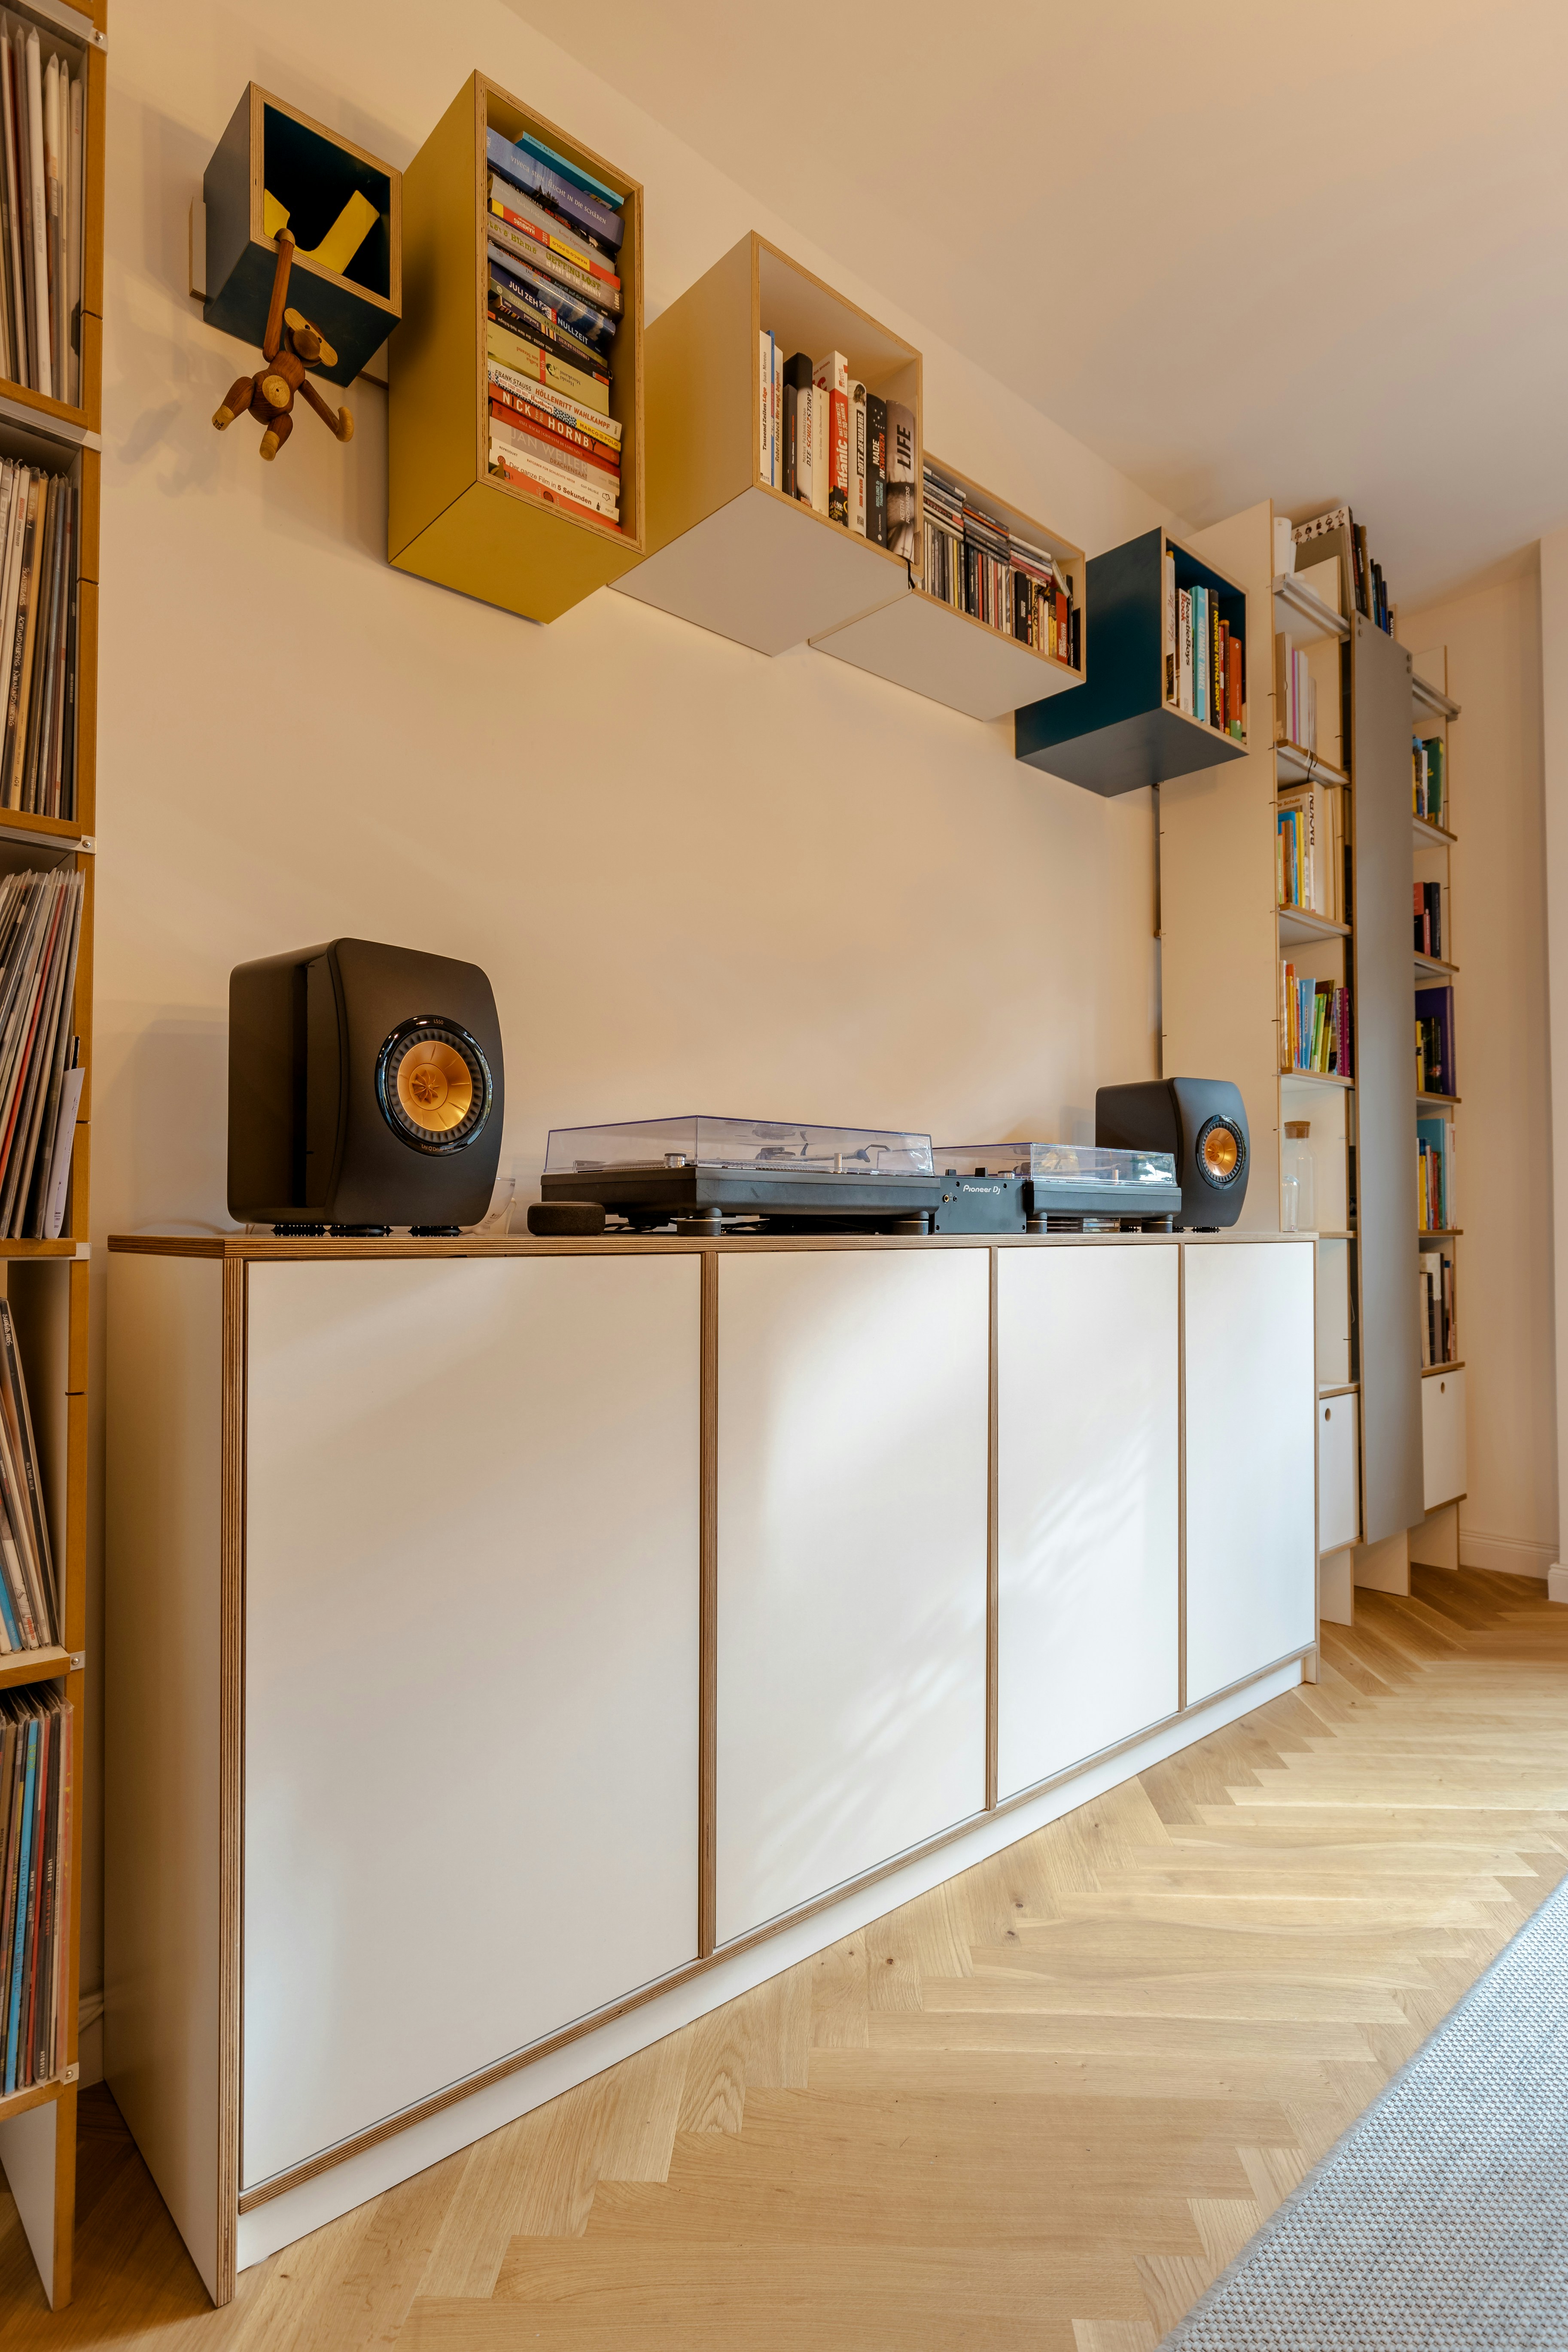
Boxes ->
[202,86,401,388]
[1015,526,1249,795]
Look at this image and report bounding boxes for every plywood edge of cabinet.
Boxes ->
[215,1260,245,2305]
[107,1231,1312,1264]
[642,229,754,554]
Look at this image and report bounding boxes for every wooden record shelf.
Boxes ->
[614,229,918,657]
[0,0,104,2313]
[812,451,1083,721]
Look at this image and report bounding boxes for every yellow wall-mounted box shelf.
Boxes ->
[614,231,919,657]
[812,452,1084,720]
[388,73,645,625]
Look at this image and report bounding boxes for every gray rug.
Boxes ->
[1160,1873,1568,2349]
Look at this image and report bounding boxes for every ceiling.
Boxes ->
[505,0,1568,606]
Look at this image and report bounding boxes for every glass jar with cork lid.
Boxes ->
[1281,1120,1314,1231]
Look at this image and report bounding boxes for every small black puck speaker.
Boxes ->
[228,938,504,1228]
[1095,1077,1249,1229]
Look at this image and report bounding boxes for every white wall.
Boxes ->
[1401,557,1554,1577]
[86,6,1177,2025]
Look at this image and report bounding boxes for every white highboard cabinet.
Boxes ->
[996,1244,1180,1798]
[1184,1239,1317,1703]
[714,1249,990,1944]
[106,1229,1317,2304]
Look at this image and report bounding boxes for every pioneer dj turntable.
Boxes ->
[537,1115,943,1232]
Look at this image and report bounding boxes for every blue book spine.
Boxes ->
[5,1721,37,2093]
[0,1553,20,1653]
[515,131,623,213]
[1193,587,1207,724]
[485,129,624,255]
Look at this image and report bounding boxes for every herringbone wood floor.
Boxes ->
[6,1567,1568,2350]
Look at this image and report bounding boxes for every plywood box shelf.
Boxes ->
[812,452,1083,721]
[388,73,644,625]
[1016,527,1248,795]
[614,231,917,657]
[0,3,104,435]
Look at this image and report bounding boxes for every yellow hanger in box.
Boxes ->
[263,186,377,276]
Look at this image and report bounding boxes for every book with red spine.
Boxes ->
[812,352,849,525]
[489,388,620,478]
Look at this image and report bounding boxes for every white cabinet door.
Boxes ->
[1184,1241,1317,1704]
[715,1249,989,1945]
[1422,1366,1467,1509]
[996,1245,1178,1800]
[242,1255,701,2191]
[1318,1393,1361,1553]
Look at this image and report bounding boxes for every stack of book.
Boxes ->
[1416,987,1455,1097]
[1280,961,1350,1075]
[0,867,82,1239]
[0,459,79,818]
[1417,1115,1455,1232]
[757,340,916,557]
[0,1297,55,1653]
[0,18,83,407]
[0,1682,69,2093]
[1278,785,1345,919]
[1164,552,1244,738]
[1414,881,1443,959]
[1276,638,1316,753]
[1413,735,1445,822]
[1419,1246,1455,1367]
[914,465,1077,660]
[485,125,625,529]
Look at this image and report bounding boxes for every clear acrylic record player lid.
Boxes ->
[934,1141,1178,1188]
[546,1115,935,1178]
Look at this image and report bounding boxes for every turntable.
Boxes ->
[535,1115,943,1234]
[933,1141,1180,1232]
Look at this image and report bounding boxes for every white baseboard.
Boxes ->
[236,1655,1304,2274]
[1459,1528,1556,1581]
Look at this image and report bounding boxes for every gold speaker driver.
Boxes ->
[376,1017,493,1155]
[1195,1115,1245,1186]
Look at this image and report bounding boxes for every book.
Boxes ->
[884,401,916,561]
[1164,548,1176,702]
[489,417,620,515]
[849,382,867,537]
[1416,986,1455,1097]
[864,392,887,548]
[798,382,819,512]
[758,328,772,486]
[512,129,624,214]
[812,352,849,526]
[486,317,609,416]
[781,350,810,502]
[489,444,621,529]
[486,356,620,449]
[487,243,616,361]
[487,202,624,317]
[1178,588,1192,714]
[484,127,624,256]
[487,175,621,292]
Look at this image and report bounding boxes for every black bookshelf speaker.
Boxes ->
[1096,1077,1250,1229]
[228,938,504,1228]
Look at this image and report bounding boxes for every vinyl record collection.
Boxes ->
[757,340,918,559]
[0,867,82,1240]
[485,124,625,529]
[0,1296,53,1652]
[0,15,84,407]
[0,1683,70,2092]
[1280,960,1350,1076]
[0,458,79,818]
[920,465,1079,662]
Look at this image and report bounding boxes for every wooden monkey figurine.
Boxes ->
[211,228,355,461]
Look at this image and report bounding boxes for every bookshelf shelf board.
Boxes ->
[1417,1092,1460,1112]
[1319,1380,1360,1398]
[0,1644,70,1690]
[1419,1228,1463,1239]
[388,74,645,626]
[1413,814,1456,849]
[615,231,916,657]
[1278,1068,1354,1089]
[1415,953,1458,980]
[1422,1359,1464,1378]
[1276,740,1349,788]
[0,2071,72,2129]
[1309,1229,1356,1241]
[1414,675,1460,723]
[1278,904,1350,947]
[1017,527,1248,796]
[1272,572,1348,644]
[813,453,1082,721]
